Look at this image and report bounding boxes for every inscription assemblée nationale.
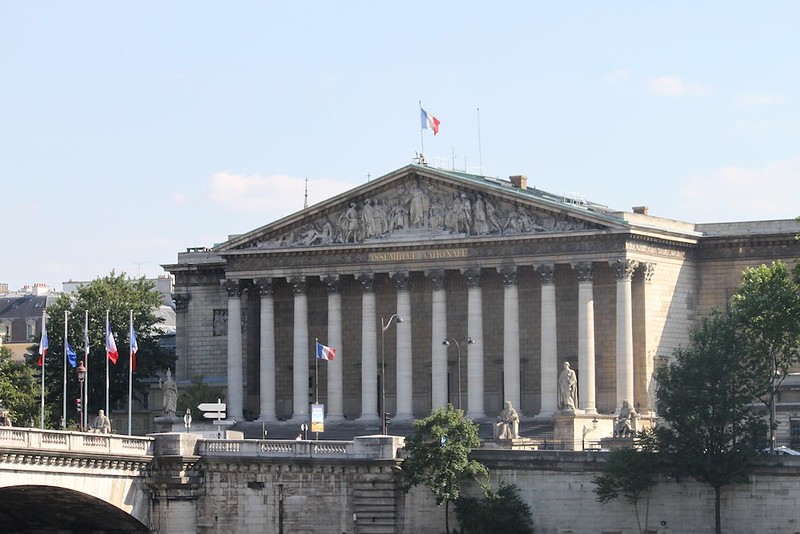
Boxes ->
[367,248,469,263]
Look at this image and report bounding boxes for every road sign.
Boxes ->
[198,402,226,412]
[212,419,235,426]
[203,412,226,419]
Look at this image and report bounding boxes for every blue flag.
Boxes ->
[66,342,77,368]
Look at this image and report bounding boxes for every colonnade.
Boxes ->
[221,259,645,422]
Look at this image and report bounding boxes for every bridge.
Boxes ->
[0,427,153,532]
[0,427,405,533]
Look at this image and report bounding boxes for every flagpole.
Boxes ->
[105,310,110,419]
[128,310,133,436]
[419,101,425,156]
[63,311,68,429]
[84,311,89,432]
[40,312,46,429]
[314,339,319,405]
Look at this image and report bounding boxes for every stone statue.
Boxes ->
[407,182,429,228]
[0,410,12,427]
[160,369,178,418]
[558,362,578,411]
[91,409,111,434]
[614,400,636,437]
[494,400,520,440]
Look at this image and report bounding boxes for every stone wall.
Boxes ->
[404,450,800,534]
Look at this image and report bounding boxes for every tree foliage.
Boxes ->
[0,346,41,427]
[401,404,489,534]
[178,375,225,420]
[655,309,767,534]
[455,481,534,534]
[32,272,175,428]
[729,261,800,448]
[593,444,657,534]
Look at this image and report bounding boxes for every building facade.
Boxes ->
[165,164,800,425]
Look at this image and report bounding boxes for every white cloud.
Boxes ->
[207,171,352,215]
[681,158,800,221]
[649,76,709,98]
[736,93,786,108]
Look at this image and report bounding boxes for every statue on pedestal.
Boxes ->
[614,400,636,437]
[160,369,178,418]
[558,362,578,411]
[494,401,520,440]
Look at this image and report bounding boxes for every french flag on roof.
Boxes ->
[315,341,335,361]
[420,108,441,135]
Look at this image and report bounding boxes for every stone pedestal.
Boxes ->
[553,412,616,451]
[153,416,184,433]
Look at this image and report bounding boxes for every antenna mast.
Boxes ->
[303,178,308,209]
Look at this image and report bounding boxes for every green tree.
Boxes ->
[455,481,534,534]
[401,404,489,534]
[178,375,225,420]
[0,346,41,426]
[655,310,767,534]
[730,261,800,451]
[33,272,174,428]
[593,444,657,534]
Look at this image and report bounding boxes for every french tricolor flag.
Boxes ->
[315,341,335,361]
[420,108,441,135]
[37,321,48,367]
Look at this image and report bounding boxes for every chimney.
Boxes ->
[632,206,649,215]
[509,175,528,190]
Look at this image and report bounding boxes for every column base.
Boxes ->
[533,410,557,421]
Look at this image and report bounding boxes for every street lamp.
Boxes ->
[76,360,86,432]
[380,314,402,435]
[442,337,474,410]
[582,417,599,450]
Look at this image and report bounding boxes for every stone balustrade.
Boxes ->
[196,434,404,460]
[0,427,153,457]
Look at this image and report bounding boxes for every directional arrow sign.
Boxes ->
[213,420,235,426]
[198,402,226,412]
[203,412,226,419]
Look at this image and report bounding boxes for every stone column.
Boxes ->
[499,266,521,413]
[289,276,309,421]
[573,262,597,414]
[462,267,485,420]
[639,262,657,414]
[538,264,557,417]
[255,278,277,422]
[172,293,190,382]
[611,259,639,412]
[391,271,413,421]
[323,274,344,421]
[223,279,244,420]
[428,269,448,411]
[357,272,380,423]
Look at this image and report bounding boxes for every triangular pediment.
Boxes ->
[217,165,627,252]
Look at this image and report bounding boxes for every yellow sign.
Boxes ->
[311,403,325,433]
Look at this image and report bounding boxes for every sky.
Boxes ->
[2,2,799,292]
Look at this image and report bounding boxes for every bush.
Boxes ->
[455,482,534,534]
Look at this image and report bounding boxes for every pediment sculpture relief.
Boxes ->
[247,179,599,249]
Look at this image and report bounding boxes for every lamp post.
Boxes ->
[380,314,402,435]
[442,337,474,410]
[581,417,599,450]
[76,360,86,432]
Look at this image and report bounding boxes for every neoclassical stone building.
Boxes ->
[164,164,800,426]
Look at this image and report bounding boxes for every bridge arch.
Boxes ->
[0,485,148,532]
